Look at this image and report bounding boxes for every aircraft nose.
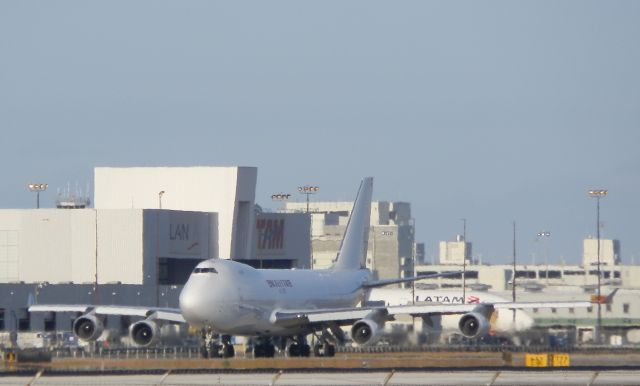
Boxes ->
[179,281,202,323]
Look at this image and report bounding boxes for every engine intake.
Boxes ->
[129,320,160,347]
[350,318,383,345]
[72,314,104,341]
[458,312,490,339]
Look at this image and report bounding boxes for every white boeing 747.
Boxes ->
[30,177,600,358]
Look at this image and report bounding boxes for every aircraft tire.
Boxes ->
[222,343,235,358]
[265,343,276,357]
[313,343,335,357]
[286,342,300,357]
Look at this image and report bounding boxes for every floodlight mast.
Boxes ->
[588,189,607,344]
[27,183,48,209]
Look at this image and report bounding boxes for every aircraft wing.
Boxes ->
[272,299,596,327]
[28,304,185,323]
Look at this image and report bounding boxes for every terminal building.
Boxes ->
[0,166,256,340]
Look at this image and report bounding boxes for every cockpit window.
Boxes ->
[193,267,218,274]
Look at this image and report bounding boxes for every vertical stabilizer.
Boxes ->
[333,177,373,271]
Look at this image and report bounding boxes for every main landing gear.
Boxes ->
[313,341,336,357]
[285,335,311,357]
[201,329,235,358]
[252,337,276,358]
[311,325,344,357]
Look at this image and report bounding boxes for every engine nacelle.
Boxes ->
[129,319,160,347]
[458,312,490,339]
[350,318,384,345]
[72,314,104,342]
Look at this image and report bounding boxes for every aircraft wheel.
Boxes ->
[313,343,335,357]
[300,344,311,357]
[222,343,235,358]
[265,343,276,357]
[286,342,300,357]
[200,345,209,359]
[208,342,222,358]
[325,344,335,357]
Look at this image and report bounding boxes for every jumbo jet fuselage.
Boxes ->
[179,259,371,336]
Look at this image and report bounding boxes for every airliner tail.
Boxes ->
[333,177,373,271]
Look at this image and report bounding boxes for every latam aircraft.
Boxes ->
[366,288,534,340]
[30,177,596,358]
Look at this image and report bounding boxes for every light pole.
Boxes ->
[512,221,517,324]
[588,189,607,344]
[460,218,467,304]
[536,231,551,283]
[28,183,48,208]
[297,185,319,213]
[158,190,165,209]
[297,185,319,270]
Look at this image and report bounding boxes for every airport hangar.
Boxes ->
[0,166,414,339]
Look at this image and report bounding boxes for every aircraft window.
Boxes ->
[193,267,218,274]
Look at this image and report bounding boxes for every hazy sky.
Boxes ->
[1,1,639,265]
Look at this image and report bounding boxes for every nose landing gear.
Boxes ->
[200,329,235,358]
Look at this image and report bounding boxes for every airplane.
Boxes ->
[30,177,599,359]
[365,288,534,344]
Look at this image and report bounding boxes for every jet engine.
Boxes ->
[458,312,490,339]
[350,318,384,345]
[129,319,160,347]
[72,314,104,341]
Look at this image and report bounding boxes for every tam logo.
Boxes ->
[467,295,480,304]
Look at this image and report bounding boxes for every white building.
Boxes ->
[0,208,217,285]
[95,166,257,259]
[583,238,620,267]
[439,235,472,265]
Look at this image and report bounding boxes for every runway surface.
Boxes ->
[2,369,640,385]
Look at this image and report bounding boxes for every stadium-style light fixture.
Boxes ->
[27,183,48,208]
[271,193,292,201]
[297,185,319,213]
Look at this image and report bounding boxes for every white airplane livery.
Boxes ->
[30,177,599,358]
[367,288,535,335]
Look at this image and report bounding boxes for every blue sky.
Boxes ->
[1,1,639,264]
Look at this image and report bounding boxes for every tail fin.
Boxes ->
[333,177,373,271]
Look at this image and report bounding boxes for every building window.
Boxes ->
[551,308,557,314]
[587,306,593,313]
[464,271,479,279]
[0,309,4,331]
[547,271,562,279]
[606,304,612,312]
[614,271,621,279]
[532,308,538,314]
[18,312,30,331]
[516,270,536,279]
[624,304,630,314]
[569,308,575,314]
